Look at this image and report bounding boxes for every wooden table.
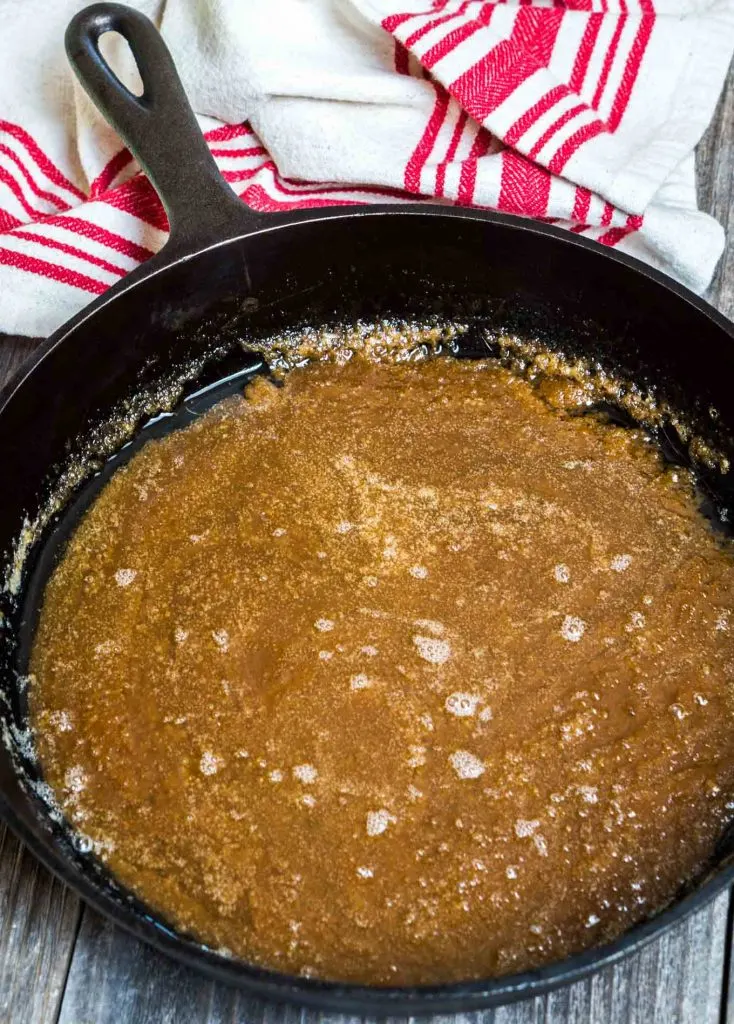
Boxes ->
[2,64,733,1022]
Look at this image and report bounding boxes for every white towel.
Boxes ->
[0,0,731,338]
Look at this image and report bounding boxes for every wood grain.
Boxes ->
[697,59,734,318]
[0,823,81,1024]
[2,55,734,1024]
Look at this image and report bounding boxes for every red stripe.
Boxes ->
[591,15,626,110]
[394,41,411,75]
[0,166,37,219]
[11,229,126,276]
[515,6,565,62]
[274,182,398,201]
[421,4,495,70]
[504,84,568,148]
[457,127,493,205]
[222,164,278,184]
[102,177,168,232]
[273,180,414,200]
[249,176,434,209]
[0,246,107,294]
[600,201,615,226]
[572,186,592,222]
[548,119,606,173]
[404,84,451,194]
[606,15,654,130]
[528,103,586,160]
[0,145,70,212]
[0,209,21,231]
[241,184,366,214]
[498,151,552,216]
[47,214,155,263]
[237,161,420,200]
[382,12,421,33]
[569,14,603,94]
[450,9,564,124]
[598,212,643,244]
[91,149,134,197]
[0,121,85,200]
[404,2,470,49]
[209,145,267,159]
[436,110,468,196]
[203,123,249,143]
[597,225,629,245]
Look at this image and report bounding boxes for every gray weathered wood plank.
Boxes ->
[0,823,81,1024]
[697,57,734,318]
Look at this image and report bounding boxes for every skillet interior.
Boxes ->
[2,210,734,1012]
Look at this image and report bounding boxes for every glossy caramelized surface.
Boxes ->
[30,357,734,985]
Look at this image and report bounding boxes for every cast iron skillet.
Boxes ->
[1,1,734,1014]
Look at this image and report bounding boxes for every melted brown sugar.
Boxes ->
[30,357,734,985]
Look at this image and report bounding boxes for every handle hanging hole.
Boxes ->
[98,30,143,98]
[66,2,259,251]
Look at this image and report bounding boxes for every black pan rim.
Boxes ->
[2,790,734,1014]
[2,204,734,1013]
[2,204,734,419]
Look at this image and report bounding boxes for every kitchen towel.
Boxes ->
[0,0,732,338]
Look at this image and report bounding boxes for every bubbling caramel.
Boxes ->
[31,356,734,985]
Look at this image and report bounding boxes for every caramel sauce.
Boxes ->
[30,357,734,985]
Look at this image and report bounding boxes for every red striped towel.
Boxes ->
[0,0,732,337]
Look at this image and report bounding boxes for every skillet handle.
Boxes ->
[65,2,260,255]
